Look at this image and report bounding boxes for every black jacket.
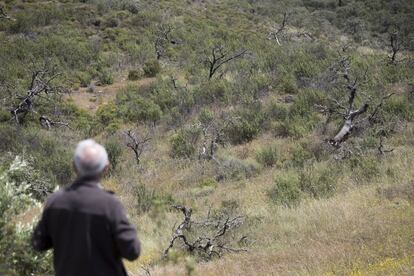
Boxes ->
[32,178,141,276]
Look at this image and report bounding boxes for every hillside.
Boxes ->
[0,0,413,275]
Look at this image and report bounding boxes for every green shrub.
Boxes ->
[116,88,162,124]
[170,129,198,158]
[219,157,260,180]
[97,69,114,85]
[348,156,380,182]
[279,75,298,94]
[127,69,142,81]
[300,162,337,198]
[267,171,302,207]
[104,138,123,174]
[0,156,53,275]
[383,96,414,121]
[0,109,10,123]
[96,103,118,125]
[76,71,92,87]
[195,80,231,105]
[134,184,174,214]
[198,108,214,126]
[256,147,279,167]
[290,145,313,168]
[267,102,289,125]
[225,106,266,144]
[143,59,161,77]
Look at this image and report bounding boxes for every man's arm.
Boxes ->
[31,210,53,251]
[112,200,141,261]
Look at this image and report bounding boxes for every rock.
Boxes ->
[284,94,294,103]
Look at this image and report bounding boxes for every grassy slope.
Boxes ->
[1,0,413,275]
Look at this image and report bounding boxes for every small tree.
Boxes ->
[10,59,67,128]
[315,55,394,147]
[204,45,247,79]
[268,12,289,46]
[124,129,151,165]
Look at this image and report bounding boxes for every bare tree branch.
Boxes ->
[320,57,393,148]
[0,5,13,20]
[124,129,151,165]
[163,205,247,260]
[10,60,67,127]
[205,45,247,79]
[268,12,289,46]
[154,24,178,60]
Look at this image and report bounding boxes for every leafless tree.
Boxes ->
[377,135,394,155]
[0,5,12,20]
[198,116,229,162]
[268,12,289,46]
[154,24,177,60]
[124,129,151,165]
[39,115,70,130]
[388,31,403,65]
[163,205,246,260]
[316,56,394,147]
[205,45,247,79]
[10,60,67,127]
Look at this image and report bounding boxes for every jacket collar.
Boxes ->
[70,176,103,189]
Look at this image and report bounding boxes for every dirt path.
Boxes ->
[66,77,155,113]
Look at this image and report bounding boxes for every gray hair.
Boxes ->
[74,139,109,177]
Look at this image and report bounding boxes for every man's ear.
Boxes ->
[103,163,110,177]
[73,160,79,175]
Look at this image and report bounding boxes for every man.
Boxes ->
[32,139,140,276]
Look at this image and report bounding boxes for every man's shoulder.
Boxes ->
[44,188,65,208]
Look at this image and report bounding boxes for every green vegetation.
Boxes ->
[0,0,413,274]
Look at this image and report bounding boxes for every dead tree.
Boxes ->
[378,135,394,155]
[388,31,402,65]
[124,129,151,165]
[163,205,246,260]
[39,115,70,130]
[11,60,66,127]
[316,56,394,148]
[268,12,289,46]
[154,24,177,60]
[0,6,12,20]
[198,117,229,163]
[205,45,247,79]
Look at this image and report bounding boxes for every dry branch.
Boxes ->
[124,129,151,165]
[0,6,13,20]
[205,45,247,79]
[268,12,289,46]
[316,56,394,148]
[163,205,246,260]
[11,60,67,127]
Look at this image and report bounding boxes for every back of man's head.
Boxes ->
[74,139,109,178]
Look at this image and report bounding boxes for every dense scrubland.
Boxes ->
[0,0,413,275]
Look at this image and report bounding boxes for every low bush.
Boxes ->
[104,138,123,174]
[134,184,174,214]
[348,156,380,182]
[170,128,199,158]
[224,105,266,145]
[195,80,231,105]
[97,69,114,85]
[383,96,414,121]
[219,157,260,180]
[127,69,142,81]
[116,87,162,124]
[0,156,52,275]
[143,59,161,77]
[256,146,279,167]
[267,171,302,207]
[299,162,337,198]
